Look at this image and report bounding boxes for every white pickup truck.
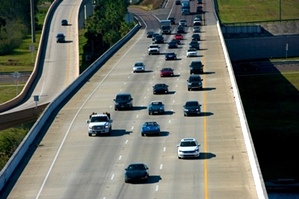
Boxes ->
[148,44,160,55]
[87,113,112,136]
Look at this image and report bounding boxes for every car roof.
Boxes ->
[180,138,197,142]
[116,92,131,96]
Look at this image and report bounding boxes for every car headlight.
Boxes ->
[184,108,189,111]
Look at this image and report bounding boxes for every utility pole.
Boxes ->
[30,0,36,43]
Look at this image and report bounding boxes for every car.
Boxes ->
[124,163,149,183]
[147,31,155,38]
[61,19,68,26]
[148,101,165,115]
[168,41,178,49]
[177,25,185,33]
[189,60,204,74]
[56,33,65,43]
[179,19,187,26]
[186,48,197,57]
[187,74,203,90]
[113,93,133,110]
[141,121,161,136]
[153,35,164,44]
[148,44,160,55]
[160,67,174,76]
[183,100,202,116]
[196,6,203,13]
[151,33,160,41]
[197,0,202,4]
[174,34,183,40]
[133,62,145,73]
[153,83,169,94]
[168,17,176,25]
[192,33,201,41]
[194,15,202,21]
[175,0,181,5]
[165,53,177,60]
[171,38,181,45]
[193,26,201,33]
[177,138,200,159]
[189,41,200,50]
[193,19,202,26]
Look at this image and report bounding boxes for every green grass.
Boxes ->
[217,0,299,23]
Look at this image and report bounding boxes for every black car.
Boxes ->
[183,100,202,116]
[151,33,160,41]
[177,26,185,34]
[56,33,65,43]
[147,31,155,38]
[153,35,164,44]
[124,163,149,183]
[113,93,133,110]
[168,17,176,25]
[175,0,181,5]
[171,38,181,45]
[189,60,204,74]
[165,52,177,60]
[61,19,68,26]
[197,6,203,13]
[192,33,201,41]
[168,41,178,49]
[189,40,200,50]
[153,83,169,94]
[187,75,203,91]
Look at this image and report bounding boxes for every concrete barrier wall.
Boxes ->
[225,35,299,61]
[216,21,268,199]
[0,20,140,192]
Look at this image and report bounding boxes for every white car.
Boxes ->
[148,44,160,55]
[186,48,197,57]
[133,62,145,73]
[177,138,200,159]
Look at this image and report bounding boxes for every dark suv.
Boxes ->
[187,75,203,91]
[189,60,204,74]
[114,93,133,110]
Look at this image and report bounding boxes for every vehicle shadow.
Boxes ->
[108,129,132,137]
[201,87,216,91]
[147,175,162,183]
[199,152,216,160]
[200,112,213,116]
[131,106,148,111]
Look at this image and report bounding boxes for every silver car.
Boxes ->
[133,62,145,73]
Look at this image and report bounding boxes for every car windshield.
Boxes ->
[127,164,145,170]
[186,101,199,106]
[90,116,108,122]
[180,141,197,147]
[152,102,162,106]
[135,62,143,66]
[145,122,157,126]
[116,95,130,100]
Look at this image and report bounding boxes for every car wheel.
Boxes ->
[88,133,92,136]
[188,88,191,91]
[149,111,152,115]
[178,156,181,159]
[141,133,145,136]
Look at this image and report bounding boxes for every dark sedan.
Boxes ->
[165,53,177,60]
[168,41,178,49]
[148,101,165,115]
[153,83,169,94]
[141,121,161,136]
[124,163,149,183]
[183,100,202,116]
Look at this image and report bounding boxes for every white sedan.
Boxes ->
[186,48,197,57]
[177,138,200,159]
[132,62,145,73]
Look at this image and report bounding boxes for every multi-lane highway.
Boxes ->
[6,0,267,198]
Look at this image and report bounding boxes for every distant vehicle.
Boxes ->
[189,60,204,74]
[168,17,176,25]
[193,26,201,33]
[56,33,65,43]
[183,100,202,116]
[160,19,172,34]
[192,33,201,41]
[160,67,174,76]
[193,19,202,26]
[177,25,185,33]
[196,6,203,13]
[141,121,161,136]
[189,40,200,50]
[148,44,160,55]
[194,15,202,21]
[174,33,183,40]
[171,38,181,45]
[165,52,177,61]
[147,31,155,38]
[133,62,145,73]
[153,83,169,94]
[151,33,160,41]
[113,93,133,110]
[175,0,181,5]
[148,101,165,115]
[124,163,149,183]
[87,113,113,136]
[187,74,203,90]
[168,41,178,49]
[197,0,202,4]
[181,0,190,15]
[177,138,200,159]
[153,34,164,44]
[186,48,197,57]
[61,19,68,26]
[179,19,187,26]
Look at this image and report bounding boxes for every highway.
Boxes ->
[1,0,80,114]
[6,0,266,198]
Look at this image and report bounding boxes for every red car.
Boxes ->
[160,68,174,77]
[174,34,183,40]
